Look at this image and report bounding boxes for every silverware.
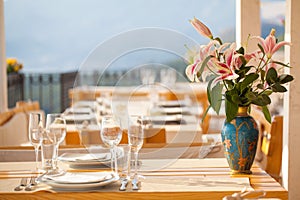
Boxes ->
[14,177,28,191]
[25,177,37,191]
[119,178,129,191]
[132,178,139,190]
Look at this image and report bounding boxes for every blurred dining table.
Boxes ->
[64,88,207,146]
[0,158,287,200]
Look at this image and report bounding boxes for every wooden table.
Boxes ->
[0,158,287,200]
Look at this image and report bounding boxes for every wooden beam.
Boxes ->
[0,0,7,112]
[283,0,300,198]
[236,0,261,52]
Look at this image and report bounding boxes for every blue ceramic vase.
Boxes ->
[221,106,259,174]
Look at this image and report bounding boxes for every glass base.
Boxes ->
[45,168,66,177]
[35,168,47,174]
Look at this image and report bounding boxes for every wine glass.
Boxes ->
[127,115,144,181]
[100,116,122,175]
[28,112,44,172]
[45,113,66,176]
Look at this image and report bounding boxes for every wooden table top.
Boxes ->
[0,158,287,200]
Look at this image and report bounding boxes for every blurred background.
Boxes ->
[4,0,285,113]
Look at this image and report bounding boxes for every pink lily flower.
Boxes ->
[253,29,290,59]
[186,40,220,81]
[214,45,239,81]
[190,17,213,39]
[186,59,201,82]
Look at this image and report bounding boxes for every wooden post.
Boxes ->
[236,0,261,52]
[0,0,7,112]
[283,0,300,198]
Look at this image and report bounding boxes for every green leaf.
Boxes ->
[210,82,223,114]
[279,74,294,84]
[262,90,273,96]
[231,93,242,104]
[266,68,278,85]
[236,47,244,55]
[224,80,234,89]
[239,55,247,66]
[257,43,265,55]
[262,106,271,123]
[260,70,266,82]
[198,55,213,79]
[245,91,257,100]
[241,73,259,91]
[206,78,214,105]
[201,105,211,123]
[225,99,238,122]
[257,84,264,89]
[236,66,251,78]
[252,94,271,106]
[271,83,287,92]
[272,60,291,68]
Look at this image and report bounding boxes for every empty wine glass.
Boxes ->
[100,116,122,175]
[140,67,156,86]
[45,113,66,176]
[160,68,177,87]
[28,112,44,172]
[128,115,144,181]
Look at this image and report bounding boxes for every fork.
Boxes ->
[25,177,37,191]
[14,177,27,191]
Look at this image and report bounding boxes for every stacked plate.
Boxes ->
[40,171,118,189]
[58,153,112,167]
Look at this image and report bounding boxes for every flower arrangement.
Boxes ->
[186,17,294,123]
[6,57,23,74]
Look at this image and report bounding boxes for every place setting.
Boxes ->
[18,113,147,192]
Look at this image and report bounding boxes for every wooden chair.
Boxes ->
[143,127,166,144]
[0,112,29,146]
[251,108,283,182]
[15,101,40,111]
[120,128,166,145]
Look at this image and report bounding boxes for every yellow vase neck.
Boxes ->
[237,106,249,116]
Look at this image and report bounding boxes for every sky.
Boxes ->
[4,0,284,73]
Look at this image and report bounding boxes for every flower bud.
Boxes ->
[190,17,213,39]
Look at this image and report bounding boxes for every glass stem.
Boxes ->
[134,151,138,179]
[110,147,114,173]
[52,144,58,170]
[114,145,118,175]
[34,146,39,171]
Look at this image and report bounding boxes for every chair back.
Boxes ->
[262,115,283,180]
[144,127,166,144]
[120,128,166,145]
[251,107,283,182]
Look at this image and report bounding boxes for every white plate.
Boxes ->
[160,107,190,115]
[149,115,183,124]
[41,172,118,189]
[59,153,111,162]
[63,114,95,122]
[157,100,186,108]
[58,153,111,167]
[65,107,93,115]
[58,149,124,168]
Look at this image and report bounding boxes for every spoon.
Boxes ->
[25,177,37,191]
[132,178,139,190]
[119,178,129,191]
[14,177,27,191]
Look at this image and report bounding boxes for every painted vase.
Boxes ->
[221,106,259,174]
